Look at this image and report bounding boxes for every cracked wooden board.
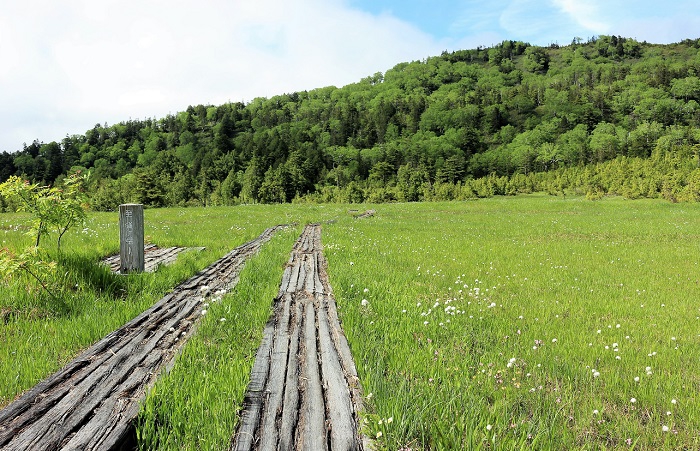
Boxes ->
[0,226,285,451]
[231,224,366,451]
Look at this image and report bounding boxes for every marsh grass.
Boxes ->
[323,196,700,449]
[2,198,699,450]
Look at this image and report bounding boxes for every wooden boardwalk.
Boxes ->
[231,224,366,451]
[101,244,205,273]
[0,226,283,451]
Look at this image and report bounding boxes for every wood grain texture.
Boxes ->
[231,224,365,451]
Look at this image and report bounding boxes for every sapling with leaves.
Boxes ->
[0,171,89,250]
[0,172,89,301]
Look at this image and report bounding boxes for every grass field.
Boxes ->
[1,196,699,449]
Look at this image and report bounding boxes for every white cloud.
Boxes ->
[550,0,609,34]
[0,0,443,151]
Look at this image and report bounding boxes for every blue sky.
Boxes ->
[349,0,700,45]
[1,0,699,153]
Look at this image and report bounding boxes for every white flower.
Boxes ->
[361,299,369,306]
[486,424,492,431]
[593,409,599,415]
[630,398,636,403]
[376,431,382,438]
[552,338,558,343]
[220,317,226,322]
[671,399,677,404]
[363,288,369,293]
[662,425,669,432]
[634,376,640,382]
[387,417,393,423]
[593,371,600,378]
[201,309,207,316]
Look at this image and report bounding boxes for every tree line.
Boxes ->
[2,35,700,210]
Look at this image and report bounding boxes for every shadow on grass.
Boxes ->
[57,253,131,299]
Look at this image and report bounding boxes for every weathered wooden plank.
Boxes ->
[296,257,307,292]
[286,259,301,294]
[257,293,292,451]
[277,299,302,450]
[313,252,324,295]
[298,297,327,450]
[278,264,294,296]
[317,297,358,451]
[304,255,316,294]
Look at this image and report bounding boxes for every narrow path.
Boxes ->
[232,224,366,451]
[0,226,284,451]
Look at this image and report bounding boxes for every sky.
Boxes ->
[1,0,699,153]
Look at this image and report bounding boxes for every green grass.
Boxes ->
[323,196,700,449]
[2,197,700,449]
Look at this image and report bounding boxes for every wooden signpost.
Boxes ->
[119,203,144,273]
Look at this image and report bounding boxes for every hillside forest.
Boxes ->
[3,35,700,210]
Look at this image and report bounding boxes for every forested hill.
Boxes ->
[3,35,700,209]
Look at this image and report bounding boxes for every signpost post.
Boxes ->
[119,204,144,273]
